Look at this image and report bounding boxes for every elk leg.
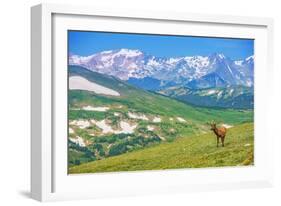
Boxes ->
[222,136,225,147]
[217,137,219,147]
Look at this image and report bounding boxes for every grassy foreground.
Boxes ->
[69,123,254,174]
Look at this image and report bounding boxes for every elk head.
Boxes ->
[207,121,217,131]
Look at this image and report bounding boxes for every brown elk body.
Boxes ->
[210,123,227,147]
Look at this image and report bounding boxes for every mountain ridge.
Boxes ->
[69,49,254,89]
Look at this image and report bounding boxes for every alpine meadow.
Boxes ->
[67,31,254,174]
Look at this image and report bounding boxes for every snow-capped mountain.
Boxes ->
[69,49,254,90]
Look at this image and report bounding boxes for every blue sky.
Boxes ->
[68,30,254,60]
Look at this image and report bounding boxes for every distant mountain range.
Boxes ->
[158,85,254,109]
[69,49,254,109]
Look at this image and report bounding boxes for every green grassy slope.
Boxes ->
[69,66,253,126]
[69,123,254,174]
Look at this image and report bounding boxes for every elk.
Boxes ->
[208,121,227,147]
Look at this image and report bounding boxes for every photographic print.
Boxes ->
[67,31,254,174]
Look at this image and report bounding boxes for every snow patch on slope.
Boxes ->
[69,136,86,147]
[82,105,109,112]
[69,76,120,96]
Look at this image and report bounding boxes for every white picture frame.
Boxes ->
[31,3,274,202]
